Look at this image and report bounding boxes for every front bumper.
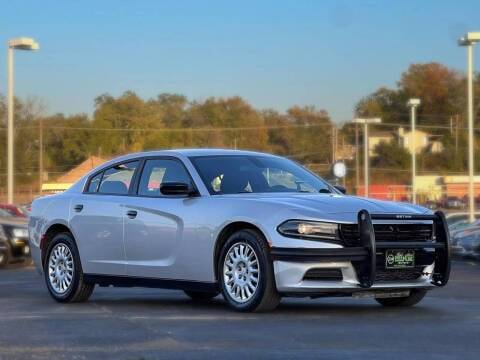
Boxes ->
[271,210,451,294]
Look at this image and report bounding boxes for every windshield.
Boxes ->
[190,155,334,195]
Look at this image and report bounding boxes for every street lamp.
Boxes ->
[7,37,39,204]
[407,98,421,204]
[353,118,381,197]
[459,32,480,222]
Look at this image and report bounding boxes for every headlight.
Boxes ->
[12,228,28,238]
[277,220,340,241]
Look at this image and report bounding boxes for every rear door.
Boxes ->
[69,160,139,275]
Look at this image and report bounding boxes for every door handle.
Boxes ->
[126,210,137,219]
[73,204,83,212]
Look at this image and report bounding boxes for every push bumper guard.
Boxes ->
[270,210,451,288]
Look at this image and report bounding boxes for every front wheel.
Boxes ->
[218,229,280,312]
[375,289,427,307]
[44,232,94,303]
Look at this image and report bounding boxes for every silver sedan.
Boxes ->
[28,149,451,312]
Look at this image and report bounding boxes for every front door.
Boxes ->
[123,158,200,280]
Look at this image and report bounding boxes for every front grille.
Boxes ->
[375,268,423,282]
[339,223,434,245]
[374,224,433,242]
[303,268,343,281]
[339,224,360,246]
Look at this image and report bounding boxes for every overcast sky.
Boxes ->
[1,0,479,123]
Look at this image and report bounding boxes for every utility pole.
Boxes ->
[455,114,459,155]
[355,122,360,192]
[7,38,40,204]
[39,117,43,194]
[7,46,14,203]
[407,99,421,204]
[459,32,480,222]
[331,125,336,163]
[353,118,382,197]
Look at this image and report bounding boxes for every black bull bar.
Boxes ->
[355,210,451,288]
[271,210,451,288]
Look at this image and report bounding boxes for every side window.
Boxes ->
[138,159,192,196]
[87,172,103,193]
[98,161,139,195]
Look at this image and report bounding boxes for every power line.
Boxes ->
[1,123,333,133]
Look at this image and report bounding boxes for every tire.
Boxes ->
[218,229,280,312]
[184,290,219,301]
[375,289,427,307]
[0,251,8,268]
[44,232,94,303]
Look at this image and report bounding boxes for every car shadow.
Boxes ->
[87,292,446,317]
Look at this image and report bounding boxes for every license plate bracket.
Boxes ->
[385,249,415,269]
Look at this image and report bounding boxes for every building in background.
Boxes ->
[41,156,107,194]
[368,128,443,157]
[368,132,394,156]
[397,128,443,154]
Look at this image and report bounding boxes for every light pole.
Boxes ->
[353,118,381,197]
[7,37,39,204]
[407,98,421,204]
[459,32,480,222]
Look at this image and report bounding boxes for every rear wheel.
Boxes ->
[44,232,94,303]
[375,289,427,307]
[184,290,219,301]
[218,229,280,312]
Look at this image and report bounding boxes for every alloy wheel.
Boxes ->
[223,242,260,303]
[48,243,74,294]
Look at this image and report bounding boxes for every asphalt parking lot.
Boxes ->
[0,261,479,360]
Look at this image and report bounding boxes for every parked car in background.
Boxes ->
[0,215,29,268]
[422,200,438,210]
[446,212,480,228]
[28,149,451,311]
[452,229,480,259]
[0,204,27,218]
[20,202,32,217]
[449,218,480,238]
[442,196,467,210]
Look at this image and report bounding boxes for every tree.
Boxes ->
[371,141,410,169]
[398,63,464,125]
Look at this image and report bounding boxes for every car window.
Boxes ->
[138,159,192,196]
[87,172,103,193]
[98,161,139,195]
[191,155,332,195]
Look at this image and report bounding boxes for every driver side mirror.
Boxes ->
[160,182,196,196]
[333,185,346,194]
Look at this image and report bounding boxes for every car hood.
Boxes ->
[222,193,429,216]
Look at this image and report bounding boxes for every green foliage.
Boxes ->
[0,92,334,189]
[371,141,410,169]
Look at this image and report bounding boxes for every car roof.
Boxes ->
[101,148,280,166]
[131,148,275,157]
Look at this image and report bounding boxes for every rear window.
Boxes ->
[86,161,139,195]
